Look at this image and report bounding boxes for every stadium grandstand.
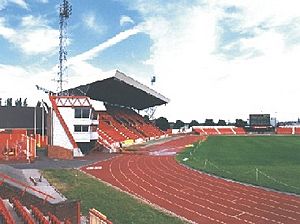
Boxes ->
[0,70,168,223]
[0,70,169,162]
[0,70,169,161]
[192,126,246,135]
[43,70,171,160]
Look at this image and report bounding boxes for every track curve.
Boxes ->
[81,135,300,224]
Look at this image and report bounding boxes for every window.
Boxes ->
[74,125,81,132]
[82,125,89,132]
[82,109,90,118]
[74,108,90,118]
[74,125,89,132]
[90,125,98,132]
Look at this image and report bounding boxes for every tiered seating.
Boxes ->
[0,198,15,224]
[4,197,65,224]
[218,127,234,135]
[0,171,76,223]
[101,112,140,140]
[31,205,49,224]
[48,212,61,224]
[276,127,293,135]
[100,120,127,142]
[203,128,219,135]
[97,105,166,148]
[11,197,35,224]
[193,126,247,135]
[193,128,206,135]
[294,127,300,135]
[118,109,164,137]
[234,127,246,135]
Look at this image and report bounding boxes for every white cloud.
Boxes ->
[3,0,300,123]
[71,25,143,62]
[120,15,134,26]
[11,0,27,8]
[0,25,143,104]
[124,0,300,122]
[0,15,59,55]
[0,17,16,37]
[82,12,106,34]
[0,64,40,104]
[212,0,300,30]
[0,0,28,10]
[36,0,48,3]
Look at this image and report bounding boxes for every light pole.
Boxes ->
[42,102,44,138]
[34,105,37,136]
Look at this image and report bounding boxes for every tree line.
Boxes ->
[0,98,28,107]
[152,116,248,131]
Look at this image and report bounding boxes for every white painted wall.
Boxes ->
[172,128,193,134]
[90,132,98,140]
[52,111,73,149]
[58,107,98,143]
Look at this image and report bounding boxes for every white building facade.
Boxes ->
[49,96,98,157]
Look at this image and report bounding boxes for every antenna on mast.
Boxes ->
[57,0,72,95]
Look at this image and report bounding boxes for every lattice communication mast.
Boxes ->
[57,0,72,95]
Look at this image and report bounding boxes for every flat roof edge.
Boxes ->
[114,70,170,104]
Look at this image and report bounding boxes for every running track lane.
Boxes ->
[81,135,300,224]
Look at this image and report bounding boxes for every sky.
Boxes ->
[1,0,300,123]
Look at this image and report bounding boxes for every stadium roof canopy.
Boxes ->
[65,70,170,110]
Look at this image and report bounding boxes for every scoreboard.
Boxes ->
[249,114,271,127]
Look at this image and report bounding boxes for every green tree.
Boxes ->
[5,98,13,106]
[204,119,215,126]
[235,119,247,127]
[15,98,22,107]
[155,117,170,131]
[173,120,185,129]
[188,120,200,128]
[23,98,28,107]
[217,119,227,126]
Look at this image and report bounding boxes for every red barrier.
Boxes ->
[11,197,35,224]
[0,133,36,161]
[0,197,15,224]
[30,205,50,224]
[89,208,113,224]
[11,129,27,135]
[0,173,55,200]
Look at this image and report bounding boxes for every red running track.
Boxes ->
[81,135,300,224]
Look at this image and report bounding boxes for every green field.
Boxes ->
[42,169,185,224]
[177,135,300,195]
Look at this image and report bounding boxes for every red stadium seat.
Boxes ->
[276,127,293,135]
[0,197,15,224]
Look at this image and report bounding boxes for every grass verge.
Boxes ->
[177,135,300,195]
[42,169,186,224]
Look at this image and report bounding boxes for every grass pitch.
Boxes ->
[42,169,186,224]
[177,135,300,195]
